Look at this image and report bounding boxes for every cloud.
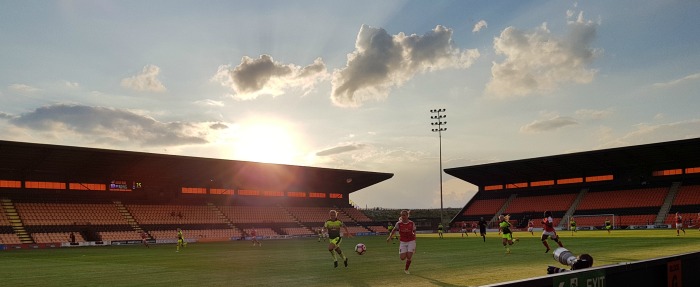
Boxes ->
[212,55,328,100]
[64,81,80,89]
[120,65,167,92]
[8,104,209,146]
[0,112,14,119]
[9,84,40,93]
[652,72,700,88]
[485,11,600,98]
[331,25,480,107]
[600,118,700,148]
[316,143,366,156]
[473,20,488,33]
[209,122,228,130]
[575,108,613,120]
[194,99,225,107]
[520,116,579,133]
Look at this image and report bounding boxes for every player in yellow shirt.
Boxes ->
[498,215,517,254]
[176,228,187,252]
[324,210,352,268]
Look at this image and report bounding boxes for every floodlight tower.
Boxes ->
[430,109,447,226]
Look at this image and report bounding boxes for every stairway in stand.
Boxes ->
[113,201,148,238]
[206,203,239,231]
[1,198,33,243]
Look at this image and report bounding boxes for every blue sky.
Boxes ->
[1,1,699,209]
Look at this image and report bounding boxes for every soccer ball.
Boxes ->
[355,243,366,255]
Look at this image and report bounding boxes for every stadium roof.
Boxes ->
[0,140,393,194]
[445,138,700,187]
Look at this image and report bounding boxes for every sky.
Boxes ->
[1,1,699,209]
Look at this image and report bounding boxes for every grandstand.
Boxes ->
[446,138,700,231]
[2,138,700,249]
[0,140,392,246]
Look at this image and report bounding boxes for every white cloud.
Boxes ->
[64,81,80,89]
[212,55,328,100]
[316,143,367,156]
[575,108,613,120]
[485,11,600,98]
[194,99,225,107]
[520,115,579,133]
[331,25,480,107]
[601,119,700,148]
[9,84,40,93]
[473,20,488,33]
[652,72,700,88]
[120,65,167,92]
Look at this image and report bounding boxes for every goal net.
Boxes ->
[570,214,616,230]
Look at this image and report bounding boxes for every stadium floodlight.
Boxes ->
[429,108,447,227]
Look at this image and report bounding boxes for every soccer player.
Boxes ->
[527,219,535,236]
[604,218,612,234]
[250,227,261,246]
[541,211,564,253]
[675,212,686,236]
[386,210,416,274]
[176,228,187,252]
[387,221,398,243]
[569,217,577,236]
[478,217,487,242]
[324,210,352,268]
[498,215,516,254]
[317,227,325,242]
[437,222,444,239]
[140,231,150,248]
[460,221,468,238]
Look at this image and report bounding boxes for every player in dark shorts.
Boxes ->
[324,210,352,268]
[478,217,487,242]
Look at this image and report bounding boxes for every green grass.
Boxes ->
[1,229,699,286]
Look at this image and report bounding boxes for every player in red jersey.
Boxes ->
[675,212,686,236]
[140,231,150,248]
[386,210,416,274]
[250,227,261,246]
[527,219,535,236]
[541,211,564,253]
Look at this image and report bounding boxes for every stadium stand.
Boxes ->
[462,198,508,216]
[577,187,669,210]
[447,138,700,230]
[505,193,577,214]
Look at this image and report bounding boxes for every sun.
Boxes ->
[229,120,304,165]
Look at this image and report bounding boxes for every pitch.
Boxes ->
[1,229,698,286]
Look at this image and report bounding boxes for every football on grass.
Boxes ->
[355,243,366,255]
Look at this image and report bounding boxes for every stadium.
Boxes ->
[1,138,699,286]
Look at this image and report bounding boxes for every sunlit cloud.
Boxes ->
[212,55,328,100]
[600,119,700,148]
[473,20,488,33]
[652,72,700,88]
[520,115,579,133]
[120,65,167,93]
[195,99,225,107]
[64,81,80,89]
[331,24,480,107]
[575,108,613,120]
[9,84,40,93]
[485,10,600,98]
[316,143,367,156]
